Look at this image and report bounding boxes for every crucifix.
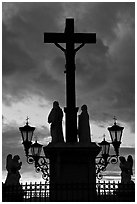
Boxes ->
[44,18,96,143]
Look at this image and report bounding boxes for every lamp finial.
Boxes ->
[26,116,29,125]
[113,116,117,125]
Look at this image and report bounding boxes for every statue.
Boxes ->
[115,155,135,200]
[48,101,64,143]
[119,155,133,184]
[127,155,133,176]
[78,105,91,143]
[3,154,24,201]
[5,154,22,186]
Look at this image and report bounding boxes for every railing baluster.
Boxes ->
[103,181,106,195]
[108,181,110,195]
[25,182,28,201]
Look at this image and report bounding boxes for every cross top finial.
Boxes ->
[113,116,117,125]
[26,116,29,125]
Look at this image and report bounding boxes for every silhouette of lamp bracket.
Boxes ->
[27,153,50,181]
[95,118,124,179]
[95,152,118,180]
[19,119,50,182]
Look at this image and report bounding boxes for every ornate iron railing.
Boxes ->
[2,181,135,202]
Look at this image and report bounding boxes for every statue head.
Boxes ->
[119,156,126,164]
[53,101,59,108]
[127,155,133,162]
[13,155,20,161]
[81,104,87,111]
[7,154,12,160]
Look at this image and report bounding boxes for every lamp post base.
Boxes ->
[43,142,101,201]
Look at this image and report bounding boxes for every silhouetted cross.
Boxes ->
[44,18,96,142]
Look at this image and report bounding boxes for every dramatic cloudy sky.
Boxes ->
[2,2,135,183]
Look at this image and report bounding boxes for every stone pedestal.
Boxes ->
[43,142,101,201]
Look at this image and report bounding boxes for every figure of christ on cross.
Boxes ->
[44,18,96,143]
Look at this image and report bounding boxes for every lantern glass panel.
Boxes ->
[102,145,105,154]
[38,146,42,156]
[110,130,122,143]
[100,139,110,155]
[31,146,38,156]
[28,131,33,142]
[109,131,115,142]
[101,144,104,154]
[31,144,42,156]
[102,143,110,155]
[116,130,122,142]
[22,130,33,142]
[106,143,110,154]
[21,131,26,142]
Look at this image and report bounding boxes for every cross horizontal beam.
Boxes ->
[44,33,96,44]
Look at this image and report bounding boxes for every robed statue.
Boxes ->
[127,155,133,176]
[48,101,64,143]
[115,155,134,200]
[78,105,91,143]
[5,154,22,186]
[119,155,133,184]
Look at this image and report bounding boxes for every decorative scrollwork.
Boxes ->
[35,166,41,173]
[42,172,49,182]
[96,155,119,179]
[27,156,34,164]
[110,156,118,164]
[38,157,49,167]
[97,173,103,180]
[36,157,50,181]
[26,155,50,182]
[102,166,106,172]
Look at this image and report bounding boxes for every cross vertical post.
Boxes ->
[64,19,78,142]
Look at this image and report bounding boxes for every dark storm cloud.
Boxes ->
[77,2,134,41]
[2,2,135,128]
[76,39,110,92]
[74,3,134,127]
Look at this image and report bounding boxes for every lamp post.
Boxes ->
[30,141,43,165]
[19,117,123,181]
[96,117,124,179]
[19,119,49,181]
[99,136,110,166]
[19,117,35,156]
[108,116,124,156]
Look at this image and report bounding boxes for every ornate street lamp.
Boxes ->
[31,140,43,157]
[96,135,111,179]
[19,117,35,156]
[99,136,110,165]
[108,116,124,156]
[19,118,49,181]
[96,117,124,179]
